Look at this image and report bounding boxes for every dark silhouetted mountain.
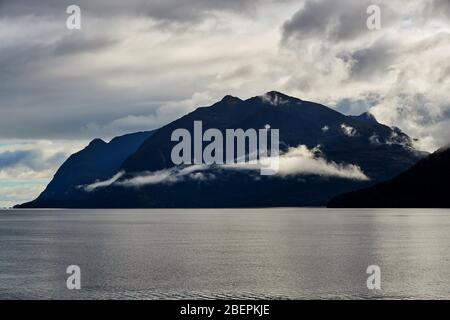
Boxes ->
[328,147,450,208]
[17,91,426,208]
[17,131,152,208]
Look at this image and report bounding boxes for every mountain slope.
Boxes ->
[328,148,450,208]
[17,131,153,208]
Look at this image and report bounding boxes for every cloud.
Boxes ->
[225,145,369,180]
[0,150,66,171]
[282,0,372,43]
[279,0,450,151]
[369,133,381,145]
[83,171,125,192]
[84,164,212,190]
[116,165,215,187]
[1,0,449,149]
[0,2,293,140]
[0,139,84,206]
[278,145,369,180]
[260,92,291,106]
[0,150,31,169]
[340,124,358,137]
[0,182,46,208]
[116,169,184,188]
[83,144,368,191]
[80,92,214,138]
[0,0,286,23]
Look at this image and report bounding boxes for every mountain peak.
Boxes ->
[220,95,242,104]
[88,138,107,147]
[264,91,294,99]
[352,112,378,124]
[260,91,299,106]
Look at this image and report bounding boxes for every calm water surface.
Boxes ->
[0,208,449,299]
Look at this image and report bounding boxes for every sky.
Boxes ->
[0,0,449,207]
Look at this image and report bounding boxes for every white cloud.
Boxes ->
[225,145,369,180]
[340,124,358,137]
[0,140,86,180]
[369,133,381,145]
[0,139,86,207]
[83,144,368,191]
[117,169,177,188]
[280,0,450,152]
[260,92,290,106]
[83,165,212,190]
[278,145,368,180]
[83,171,125,192]
[0,181,47,208]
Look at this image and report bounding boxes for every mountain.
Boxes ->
[328,147,450,208]
[122,92,420,179]
[17,131,153,208]
[17,91,425,208]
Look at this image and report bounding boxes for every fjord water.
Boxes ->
[1,209,449,299]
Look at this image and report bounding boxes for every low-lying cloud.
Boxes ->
[83,144,369,191]
[225,145,369,180]
[83,171,125,192]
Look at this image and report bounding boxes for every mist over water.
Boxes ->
[1,208,449,300]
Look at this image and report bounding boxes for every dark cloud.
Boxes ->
[347,38,397,79]
[282,0,376,43]
[0,0,449,152]
[335,93,381,115]
[0,150,30,169]
[0,17,185,139]
[0,0,267,22]
[427,0,450,19]
[0,149,66,170]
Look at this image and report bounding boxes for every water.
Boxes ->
[0,208,450,300]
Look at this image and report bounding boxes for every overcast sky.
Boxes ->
[1,0,449,207]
